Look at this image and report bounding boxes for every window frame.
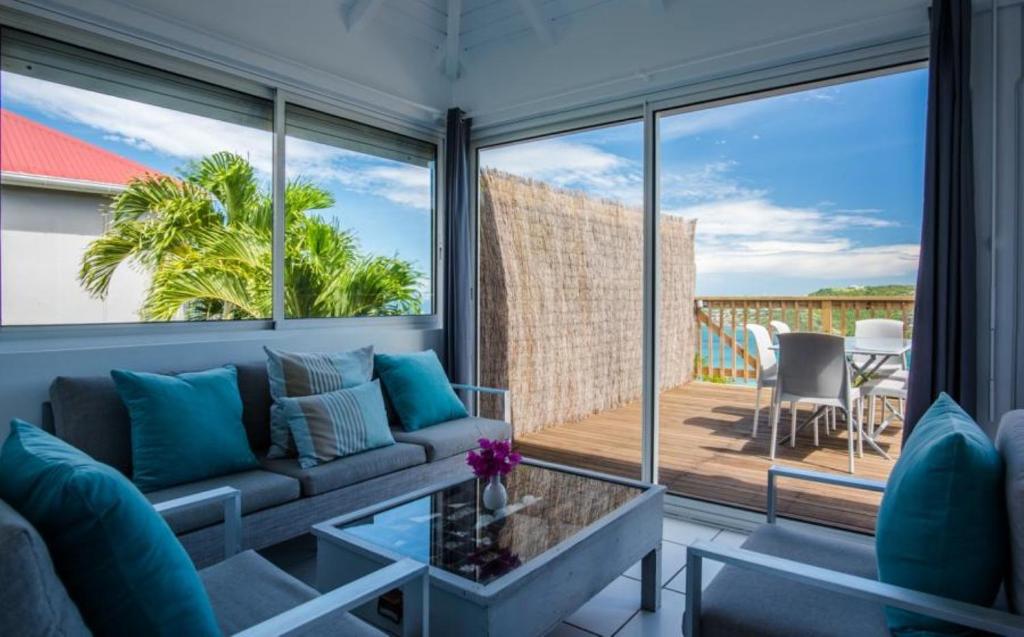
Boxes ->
[0,26,443,337]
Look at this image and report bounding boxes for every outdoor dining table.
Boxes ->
[769,336,911,457]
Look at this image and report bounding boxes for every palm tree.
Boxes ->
[79,152,422,320]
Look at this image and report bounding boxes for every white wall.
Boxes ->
[973,1,1024,430]
[1,186,149,325]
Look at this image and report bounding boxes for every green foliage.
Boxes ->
[80,152,422,320]
[808,284,915,297]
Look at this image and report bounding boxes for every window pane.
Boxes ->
[0,30,273,325]
[283,104,434,318]
[478,121,644,480]
[656,69,927,531]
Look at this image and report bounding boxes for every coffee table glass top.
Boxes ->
[336,463,643,585]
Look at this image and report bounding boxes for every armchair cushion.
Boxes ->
[996,409,1024,613]
[0,420,220,636]
[876,393,1007,634]
[391,416,511,461]
[260,443,426,496]
[690,524,888,637]
[200,550,384,636]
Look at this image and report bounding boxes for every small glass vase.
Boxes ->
[482,474,508,510]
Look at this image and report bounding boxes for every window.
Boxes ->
[0,29,437,327]
[284,105,435,318]
[0,30,274,325]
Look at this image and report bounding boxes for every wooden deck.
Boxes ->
[514,381,902,534]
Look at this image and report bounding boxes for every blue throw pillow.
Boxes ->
[264,345,374,458]
[279,380,395,469]
[876,393,1007,635]
[0,419,220,636]
[374,350,468,431]
[111,365,259,492]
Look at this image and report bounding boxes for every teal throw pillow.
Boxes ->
[876,393,1007,635]
[374,350,468,431]
[264,345,374,458]
[0,419,220,636]
[279,380,395,469]
[111,365,258,492]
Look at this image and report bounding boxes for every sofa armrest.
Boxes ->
[233,558,429,637]
[767,465,885,523]
[451,383,512,426]
[153,486,241,559]
[683,541,1024,637]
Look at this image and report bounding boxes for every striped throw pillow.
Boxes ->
[278,380,394,469]
[264,345,374,457]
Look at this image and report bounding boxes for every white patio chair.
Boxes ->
[769,320,790,341]
[770,333,863,473]
[747,324,777,438]
[859,370,907,460]
[854,318,907,377]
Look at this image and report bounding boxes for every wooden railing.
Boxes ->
[694,296,915,381]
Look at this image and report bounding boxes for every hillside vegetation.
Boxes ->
[809,284,914,297]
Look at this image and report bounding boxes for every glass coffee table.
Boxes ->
[313,459,665,637]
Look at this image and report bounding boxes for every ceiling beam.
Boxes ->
[515,0,555,46]
[342,0,385,33]
[444,0,463,79]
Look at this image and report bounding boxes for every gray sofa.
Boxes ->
[683,409,1024,637]
[42,360,511,567]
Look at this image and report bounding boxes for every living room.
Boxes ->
[1,1,1023,636]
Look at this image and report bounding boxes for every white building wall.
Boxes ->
[1,185,149,325]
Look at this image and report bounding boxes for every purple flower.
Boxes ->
[466,438,522,478]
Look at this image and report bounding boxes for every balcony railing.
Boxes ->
[694,296,915,381]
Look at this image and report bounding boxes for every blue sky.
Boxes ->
[0,71,434,312]
[481,68,927,295]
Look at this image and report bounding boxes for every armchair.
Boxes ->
[157,487,429,636]
[682,466,1024,637]
[451,383,512,426]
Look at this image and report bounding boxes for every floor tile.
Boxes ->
[613,588,686,637]
[711,529,749,547]
[661,518,720,546]
[546,622,600,636]
[565,576,641,636]
[623,539,687,585]
[665,529,750,594]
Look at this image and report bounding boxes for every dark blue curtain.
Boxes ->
[444,108,476,408]
[905,0,976,439]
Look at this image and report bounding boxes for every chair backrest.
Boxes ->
[855,318,904,339]
[747,324,776,372]
[776,332,850,401]
[769,320,791,338]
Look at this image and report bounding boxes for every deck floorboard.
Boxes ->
[513,381,901,533]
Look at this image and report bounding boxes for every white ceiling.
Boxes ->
[1,0,931,131]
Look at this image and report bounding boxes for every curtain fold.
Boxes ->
[905,0,977,438]
[444,108,476,409]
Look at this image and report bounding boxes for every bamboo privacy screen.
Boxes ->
[479,170,697,435]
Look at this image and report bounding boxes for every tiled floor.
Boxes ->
[259,516,744,637]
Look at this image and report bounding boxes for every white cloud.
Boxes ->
[661,161,765,203]
[480,137,642,205]
[2,71,432,211]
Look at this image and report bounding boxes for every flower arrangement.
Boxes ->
[466,438,521,479]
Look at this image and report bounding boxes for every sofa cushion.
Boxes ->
[997,409,1024,613]
[261,443,426,496]
[280,380,395,469]
[391,416,511,461]
[201,550,384,636]
[112,366,260,492]
[0,419,220,636]
[374,351,468,431]
[265,345,375,458]
[876,393,1007,635]
[690,524,888,637]
[0,498,90,636]
[49,361,273,476]
[146,470,301,535]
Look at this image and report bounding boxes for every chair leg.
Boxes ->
[769,401,780,460]
[790,402,797,448]
[869,396,876,437]
[846,403,856,474]
[857,399,864,458]
[813,410,819,447]
[753,383,761,438]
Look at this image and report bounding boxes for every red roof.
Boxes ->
[1,108,158,186]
